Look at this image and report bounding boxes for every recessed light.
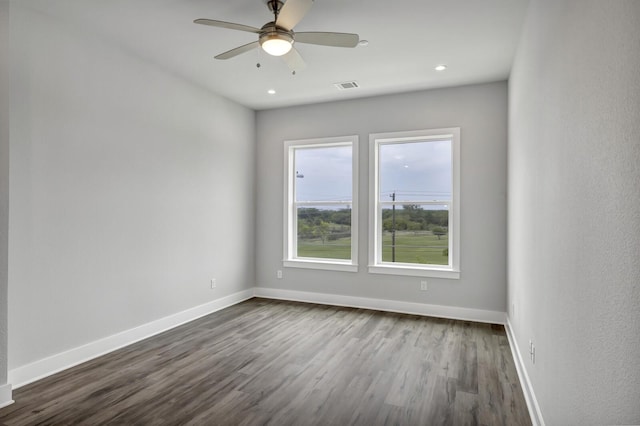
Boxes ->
[358,40,369,47]
[267,89,276,95]
[435,64,447,71]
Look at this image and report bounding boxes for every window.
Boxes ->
[369,128,460,278]
[284,136,358,272]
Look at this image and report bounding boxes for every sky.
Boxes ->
[379,140,452,202]
[294,139,452,205]
[295,145,352,203]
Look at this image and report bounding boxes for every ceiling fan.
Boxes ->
[194,0,360,72]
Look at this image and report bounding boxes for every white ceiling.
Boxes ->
[21,0,529,110]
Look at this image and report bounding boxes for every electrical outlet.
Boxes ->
[210,279,216,289]
[529,339,535,364]
[420,280,428,291]
[531,344,536,364]
[277,270,283,279]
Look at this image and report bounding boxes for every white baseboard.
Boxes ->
[0,383,13,409]
[253,287,506,324]
[505,317,545,426]
[8,289,254,389]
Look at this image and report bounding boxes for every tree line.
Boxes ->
[298,205,448,243]
[382,204,448,234]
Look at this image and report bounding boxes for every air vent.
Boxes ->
[334,81,359,90]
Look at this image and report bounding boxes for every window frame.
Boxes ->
[283,135,359,272]
[368,128,460,279]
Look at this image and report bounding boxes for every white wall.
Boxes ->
[9,4,255,370]
[256,82,508,314]
[508,1,640,424]
[0,0,10,396]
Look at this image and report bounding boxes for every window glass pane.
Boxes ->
[297,206,351,260]
[295,146,352,202]
[379,140,451,202]
[381,205,449,265]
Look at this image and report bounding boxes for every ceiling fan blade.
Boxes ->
[194,19,260,34]
[214,41,260,60]
[295,32,359,48]
[282,47,307,72]
[276,0,314,31]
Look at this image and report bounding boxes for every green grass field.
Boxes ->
[297,231,448,265]
[381,231,448,265]
[297,238,351,259]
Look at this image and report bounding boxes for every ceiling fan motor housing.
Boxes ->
[260,31,294,45]
[260,23,293,41]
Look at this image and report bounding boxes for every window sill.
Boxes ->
[368,264,460,279]
[284,259,358,273]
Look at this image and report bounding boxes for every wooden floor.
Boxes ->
[0,298,531,425]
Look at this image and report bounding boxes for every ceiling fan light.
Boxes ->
[260,34,293,56]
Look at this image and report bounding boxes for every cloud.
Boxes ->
[295,145,352,202]
[380,140,452,201]
[293,139,452,204]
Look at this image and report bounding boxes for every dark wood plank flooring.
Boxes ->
[0,298,531,425]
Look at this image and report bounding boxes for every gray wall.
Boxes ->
[0,0,9,387]
[508,1,640,424]
[9,4,256,369]
[256,82,508,313]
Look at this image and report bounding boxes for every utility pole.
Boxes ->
[390,191,396,262]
